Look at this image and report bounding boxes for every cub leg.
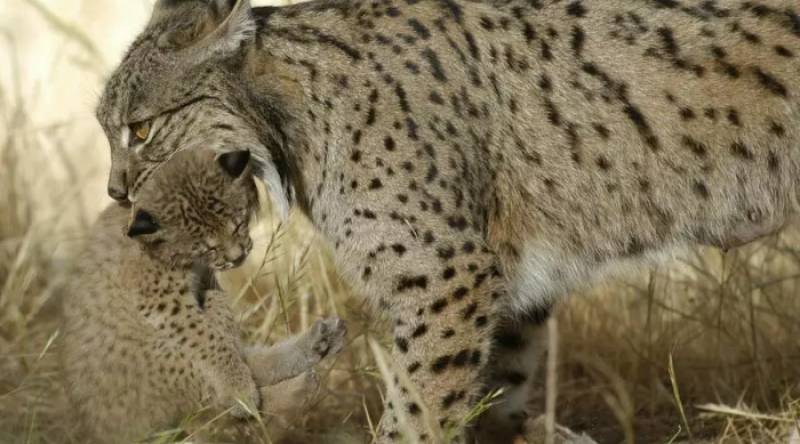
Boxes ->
[258,370,321,417]
[475,305,553,443]
[187,289,259,418]
[243,317,347,386]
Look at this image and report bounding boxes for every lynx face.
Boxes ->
[94,0,288,216]
[127,148,258,270]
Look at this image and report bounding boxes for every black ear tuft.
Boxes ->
[127,210,160,237]
[217,150,250,178]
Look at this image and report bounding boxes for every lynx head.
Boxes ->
[96,0,289,216]
[127,148,258,270]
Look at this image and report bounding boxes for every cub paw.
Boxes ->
[221,375,261,419]
[260,370,321,416]
[309,318,347,359]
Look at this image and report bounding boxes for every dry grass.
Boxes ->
[2,1,800,443]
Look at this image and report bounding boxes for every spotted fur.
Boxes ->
[61,151,346,443]
[127,148,258,269]
[97,0,800,441]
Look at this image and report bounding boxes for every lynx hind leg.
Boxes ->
[244,317,347,387]
[475,305,552,443]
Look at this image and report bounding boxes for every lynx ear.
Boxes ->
[127,210,160,237]
[151,0,255,55]
[211,0,256,52]
[200,0,256,56]
[217,150,251,178]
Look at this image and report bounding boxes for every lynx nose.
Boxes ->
[107,171,128,201]
[108,186,128,201]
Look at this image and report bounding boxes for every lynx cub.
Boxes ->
[61,149,346,443]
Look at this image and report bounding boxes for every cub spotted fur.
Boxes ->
[96,0,800,441]
[61,149,346,443]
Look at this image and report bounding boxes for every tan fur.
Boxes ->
[61,149,346,443]
[96,0,800,441]
[127,148,258,269]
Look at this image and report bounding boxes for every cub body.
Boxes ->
[61,149,346,443]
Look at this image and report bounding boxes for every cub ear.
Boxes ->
[127,210,160,237]
[217,150,251,178]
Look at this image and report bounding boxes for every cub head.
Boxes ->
[96,0,289,216]
[126,148,258,270]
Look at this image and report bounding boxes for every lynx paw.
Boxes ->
[309,318,347,359]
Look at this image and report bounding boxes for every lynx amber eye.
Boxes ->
[129,121,151,146]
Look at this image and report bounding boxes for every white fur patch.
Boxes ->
[509,240,686,316]
[120,126,130,149]
[257,161,290,221]
[509,241,590,314]
[208,0,256,56]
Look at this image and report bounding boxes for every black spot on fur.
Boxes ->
[412,324,428,337]
[681,135,707,157]
[571,25,585,56]
[431,354,452,373]
[730,141,754,160]
[753,68,788,97]
[464,31,481,60]
[566,1,587,17]
[462,302,478,320]
[397,275,429,292]
[693,180,710,199]
[431,298,448,313]
[727,108,742,126]
[452,349,470,366]
[421,48,448,82]
[395,336,409,353]
[453,286,469,300]
[407,18,431,39]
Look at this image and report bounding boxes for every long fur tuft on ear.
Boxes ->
[150,0,255,57]
[197,0,255,57]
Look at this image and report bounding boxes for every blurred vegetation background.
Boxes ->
[1,1,799,443]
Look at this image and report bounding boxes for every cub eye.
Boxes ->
[129,121,151,146]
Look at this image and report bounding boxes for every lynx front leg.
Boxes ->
[366,237,503,443]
